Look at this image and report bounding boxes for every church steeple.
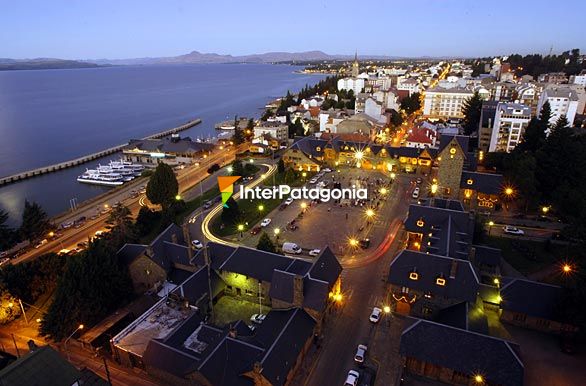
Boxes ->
[352,50,359,78]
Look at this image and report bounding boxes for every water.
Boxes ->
[0,64,325,225]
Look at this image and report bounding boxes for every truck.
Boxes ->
[282,242,302,255]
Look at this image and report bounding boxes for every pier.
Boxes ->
[0,118,202,187]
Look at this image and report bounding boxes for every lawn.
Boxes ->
[210,169,314,237]
[484,236,570,275]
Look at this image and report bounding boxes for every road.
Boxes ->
[12,144,247,265]
[301,175,413,386]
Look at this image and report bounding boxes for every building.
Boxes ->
[423,87,473,118]
[487,102,531,152]
[111,238,343,385]
[254,121,289,142]
[0,344,108,386]
[337,77,365,95]
[399,318,524,386]
[405,125,438,149]
[569,70,586,86]
[537,86,580,126]
[537,72,568,84]
[397,77,421,96]
[363,97,386,123]
[478,101,499,152]
[351,52,359,77]
[123,136,215,166]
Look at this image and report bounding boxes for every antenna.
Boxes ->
[548,45,553,56]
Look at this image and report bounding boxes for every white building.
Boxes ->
[397,77,421,96]
[423,86,473,118]
[489,103,531,152]
[537,86,579,126]
[337,77,365,95]
[254,121,288,142]
[364,97,386,123]
[569,70,586,86]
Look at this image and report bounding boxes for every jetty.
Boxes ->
[0,118,202,187]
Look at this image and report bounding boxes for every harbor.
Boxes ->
[0,118,202,187]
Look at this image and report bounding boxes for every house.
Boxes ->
[399,318,524,386]
[397,77,421,96]
[405,125,438,149]
[0,345,108,386]
[499,279,575,334]
[387,250,480,317]
[254,121,288,142]
[537,72,568,84]
[423,87,473,118]
[537,86,580,126]
[122,136,215,166]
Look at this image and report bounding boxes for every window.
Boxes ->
[436,276,446,286]
[316,146,321,151]
[467,179,473,185]
[424,291,432,299]
[409,271,419,280]
[449,147,457,155]
[416,218,425,227]
[401,287,410,294]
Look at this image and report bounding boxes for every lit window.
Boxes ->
[436,276,446,286]
[449,148,457,155]
[467,179,473,185]
[416,218,425,227]
[316,146,321,151]
[409,271,419,280]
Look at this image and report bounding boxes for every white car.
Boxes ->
[191,240,204,249]
[308,249,321,257]
[344,370,360,386]
[354,344,368,364]
[412,187,420,199]
[250,314,266,324]
[369,307,382,323]
[285,197,294,206]
[309,177,318,184]
[323,168,332,173]
[503,225,525,235]
[260,218,272,227]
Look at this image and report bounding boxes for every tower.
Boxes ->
[437,137,465,199]
[352,51,359,78]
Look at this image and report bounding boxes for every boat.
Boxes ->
[77,169,124,186]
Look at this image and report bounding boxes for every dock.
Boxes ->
[0,118,202,187]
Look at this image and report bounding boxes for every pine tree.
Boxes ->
[220,197,240,226]
[0,210,15,251]
[277,158,286,174]
[146,162,179,211]
[19,200,50,241]
[462,92,483,135]
[519,117,546,153]
[256,232,276,253]
[539,100,552,131]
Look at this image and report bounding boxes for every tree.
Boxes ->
[106,204,135,243]
[389,109,403,127]
[400,92,421,115]
[288,118,304,138]
[135,207,161,237]
[553,114,569,131]
[461,92,483,135]
[277,158,286,174]
[538,100,552,131]
[19,200,50,241]
[0,210,15,251]
[256,232,277,253]
[519,117,546,153]
[146,162,178,211]
[232,116,245,145]
[220,197,240,226]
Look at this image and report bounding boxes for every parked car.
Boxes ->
[360,238,370,249]
[354,344,368,364]
[191,240,204,250]
[260,218,272,227]
[61,221,74,229]
[416,177,422,184]
[34,239,48,249]
[284,197,294,206]
[0,251,8,259]
[0,257,10,267]
[282,242,302,254]
[308,249,321,257]
[323,168,332,173]
[250,226,262,235]
[250,314,266,324]
[203,200,213,209]
[503,225,525,235]
[412,187,420,199]
[309,177,319,184]
[369,307,382,323]
[344,370,360,386]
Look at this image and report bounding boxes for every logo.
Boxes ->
[217,176,241,207]
[240,184,367,202]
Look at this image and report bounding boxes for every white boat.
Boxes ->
[77,169,124,186]
[109,160,145,173]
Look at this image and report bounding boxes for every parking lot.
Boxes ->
[237,167,396,260]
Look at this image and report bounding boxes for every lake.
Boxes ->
[0,64,325,225]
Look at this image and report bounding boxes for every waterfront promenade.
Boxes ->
[0,118,202,186]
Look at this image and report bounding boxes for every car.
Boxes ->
[58,249,71,256]
[344,370,360,386]
[250,314,266,324]
[308,249,321,257]
[34,239,48,249]
[94,230,104,237]
[360,238,370,249]
[309,177,318,184]
[323,168,332,173]
[250,226,262,235]
[191,240,204,250]
[0,251,8,259]
[0,257,10,267]
[369,307,382,323]
[416,177,422,184]
[503,225,525,235]
[61,221,74,229]
[354,344,368,364]
[77,241,88,248]
[203,200,213,209]
[260,218,272,227]
[412,187,420,199]
[284,197,294,205]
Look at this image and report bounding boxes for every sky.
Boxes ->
[2,0,585,59]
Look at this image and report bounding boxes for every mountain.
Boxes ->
[86,50,398,65]
[0,58,102,71]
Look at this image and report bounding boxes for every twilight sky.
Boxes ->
[2,0,585,59]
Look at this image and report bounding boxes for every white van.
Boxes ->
[412,187,420,199]
[282,242,302,255]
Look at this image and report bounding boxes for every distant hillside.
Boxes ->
[0,58,102,71]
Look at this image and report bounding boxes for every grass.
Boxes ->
[210,169,314,237]
[484,236,569,274]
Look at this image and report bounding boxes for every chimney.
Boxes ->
[293,275,304,307]
[449,259,458,279]
[228,325,237,339]
[171,233,178,244]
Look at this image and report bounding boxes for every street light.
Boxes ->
[300,202,307,211]
[175,194,181,201]
[383,305,391,313]
[349,238,359,248]
[542,206,550,214]
[65,324,84,361]
[274,228,280,243]
[562,264,572,274]
[379,187,387,195]
[504,187,514,197]
[488,221,494,236]
[473,374,485,384]
[237,224,244,238]
[48,231,55,238]
[227,166,233,173]
[430,183,438,195]
[390,172,396,179]
[258,204,264,212]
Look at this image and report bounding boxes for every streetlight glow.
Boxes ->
[300,202,307,209]
[175,194,181,200]
[562,264,572,274]
[349,238,358,247]
[380,187,387,195]
[227,166,233,173]
[383,305,391,313]
[474,374,484,384]
[542,206,550,214]
[365,208,375,218]
[354,151,364,160]
[431,183,438,195]
[390,172,396,179]
[273,228,280,236]
[258,204,264,212]
[237,224,244,231]
[504,187,514,196]
[488,221,494,226]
